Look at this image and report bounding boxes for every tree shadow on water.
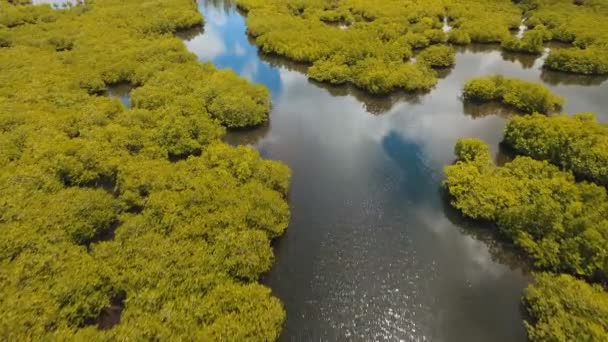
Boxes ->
[440,187,532,274]
[256,49,427,116]
[540,68,608,86]
[174,25,204,42]
[308,79,426,115]
[223,120,271,147]
[462,100,515,119]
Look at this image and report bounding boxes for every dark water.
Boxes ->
[184,1,608,341]
[105,83,132,108]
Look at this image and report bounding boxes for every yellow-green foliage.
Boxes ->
[524,273,608,341]
[417,45,456,67]
[462,75,564,113]
[444,139,608,279]
[545,47,608,75]
[446,0,521,43]
[0,0,289,339]
[505,113,608,186]
[501,27,548,54]
[236,0,521,93]
[526,0,608,74]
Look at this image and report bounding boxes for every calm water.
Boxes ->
[183,1,608,341]
[32,0,74,6]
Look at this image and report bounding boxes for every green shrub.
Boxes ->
[545,47,608,75]
[501,29,545,54]
[417,45,455,67]
[454,138,491,164]
[525,0,608,75]
[448,29,471,45]
[308,55,352,85]
[462,77,501,101]
[404,32,430,49]
[524,273,608,341]
[462,75,564,113]
[351,58,437,94]
[236,0,523,93]
[0,29,12,47]
[504,113,608,186]
[445,140,608,279]
[0,0,290,339]
[47,35,74,51]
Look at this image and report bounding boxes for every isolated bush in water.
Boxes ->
[462,75,564,113]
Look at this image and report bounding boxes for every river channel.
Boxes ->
[180,1,608,341]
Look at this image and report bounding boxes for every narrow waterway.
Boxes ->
[183,1,608,341]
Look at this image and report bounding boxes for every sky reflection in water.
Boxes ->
[185,1,608,341]
[181,4,283,97]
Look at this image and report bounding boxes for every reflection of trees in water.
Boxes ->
[201,0,237,13]
[257,49,427,115]
[456,44,541,69]
[381,130,531,274]
[440,189,532,273]
[462,100,515,119]
[255,49,310,74]
[223,120,271,146]
[540,69,608,86]
[454,43,502,54]
[495,142,517,166]
[501,51,538,69]
[308,79,425,115]
[174,25,204,42]
[435,66,454,79]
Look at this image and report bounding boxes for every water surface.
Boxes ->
[31,0,75,6]
[185,1,608,341]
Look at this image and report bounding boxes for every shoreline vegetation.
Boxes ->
[234,0,608,94]
[462,75,564,114]
[444,134,608,340]
[0,0,289,340]
[2,0,608,341]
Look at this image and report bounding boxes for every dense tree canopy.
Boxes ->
[416,45,455,68]
[236,0,522,93]
[444,138,608,340]
[525,0,608,75]
[504,113,608,186]
[445,139,608,280]
[234,0,608,95]
[0,0,289,339]
[501,25,551,54]
[524,273,608,342]
[462,75,564,113]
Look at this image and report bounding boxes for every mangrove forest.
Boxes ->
[2,0,608,340]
